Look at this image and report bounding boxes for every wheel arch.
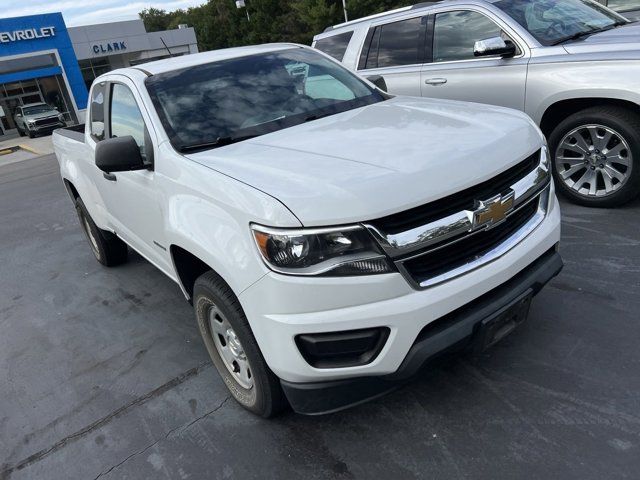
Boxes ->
[170,245,233,303]
[540,98,640,138]
[62,178,80,202]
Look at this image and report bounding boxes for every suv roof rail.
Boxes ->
[322,1,444,32]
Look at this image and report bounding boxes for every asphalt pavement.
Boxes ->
[1,154,639,479]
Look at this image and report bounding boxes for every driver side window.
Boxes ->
[109,83,149,160]
[433,10,514,62]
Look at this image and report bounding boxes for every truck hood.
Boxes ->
[563,23,640,55]
[187,96,543,226]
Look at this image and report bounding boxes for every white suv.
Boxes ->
[54,44,562,416]
[314,0,640,207]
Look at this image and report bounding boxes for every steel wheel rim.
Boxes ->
[555,124,633,198]
[208,305,253,389]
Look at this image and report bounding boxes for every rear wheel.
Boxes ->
[193,271,286,417]
[75,198,128,266]
[549,106,640,207]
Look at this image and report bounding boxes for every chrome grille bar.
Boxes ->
[364,147,550,258]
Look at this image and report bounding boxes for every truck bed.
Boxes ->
[54,124,85,143]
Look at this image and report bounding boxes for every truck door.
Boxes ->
[92,77,172,274]
[420,8,529,111]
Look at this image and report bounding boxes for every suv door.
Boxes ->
[420,8,529,110]
[93,78,172,273]
[356,14,428,96]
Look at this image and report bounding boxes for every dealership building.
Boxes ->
[0,13,198,137]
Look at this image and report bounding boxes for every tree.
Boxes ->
[139,8,178,32]
[139,0,416,50]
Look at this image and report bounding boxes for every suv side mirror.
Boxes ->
[95,136,146,173]
[366,75,388,92]
[474,36,516,58]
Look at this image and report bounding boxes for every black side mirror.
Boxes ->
[474,36,517,58]
[367,75,388,92]
[95,136,146,173]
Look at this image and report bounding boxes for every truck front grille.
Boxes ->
[34,117,60,127]
[402,199,539,284]
[364,148,551,289]
[369,151,540,235]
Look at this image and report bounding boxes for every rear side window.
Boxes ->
[359,17,426,70]
[90,83,106,141]
[314,31,354,61]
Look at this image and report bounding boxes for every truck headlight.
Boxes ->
[251,224,394,276]
[58,114,65,121]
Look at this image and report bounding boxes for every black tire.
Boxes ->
[18,127,25,137]
[549,106,640,207]
[193,271,286,417]
[75,198,128,266]
[27,130,35,138]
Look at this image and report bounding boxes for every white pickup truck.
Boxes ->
[53,44,562,416]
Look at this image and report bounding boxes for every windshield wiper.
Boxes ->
[550,21,626,46]
[179,134,258,153]
[303,111,337,123]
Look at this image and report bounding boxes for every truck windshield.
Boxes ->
[22,105,54,115]
[145,48,385,152]
[494,0,627,46]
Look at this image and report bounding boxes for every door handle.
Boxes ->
[425,78,448,86]
[103,172,117,181]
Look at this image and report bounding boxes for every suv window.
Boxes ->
[361,16,426,69]
[433,10,504,62]
[90,83,106,141]
[315,32,354,61]
[109,83,148,158]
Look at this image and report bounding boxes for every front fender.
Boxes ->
[526,59,640,124]
[159,149,301,296]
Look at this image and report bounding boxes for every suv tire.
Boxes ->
[75,198,128,266]
[549,106,640,207]
[193,271,286,417]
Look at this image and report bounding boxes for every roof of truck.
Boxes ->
[125,43,303,76]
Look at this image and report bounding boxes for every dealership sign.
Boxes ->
[92,41,127,55]
[0,26,56,43]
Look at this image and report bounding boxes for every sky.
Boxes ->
[1,0,206,27]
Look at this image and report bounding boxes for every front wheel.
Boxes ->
[549,106,640,207]
[193,271,286,417]
[18,127,25,137]
[75,198,128,266]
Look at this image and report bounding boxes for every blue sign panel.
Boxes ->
[0,13,88,110]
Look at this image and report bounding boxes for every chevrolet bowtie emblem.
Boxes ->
[472,191,515,230]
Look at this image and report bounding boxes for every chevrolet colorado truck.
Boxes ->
[53,44,562,416]
[314,0,640,207]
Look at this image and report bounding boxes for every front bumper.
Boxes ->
[281,247,562,414]
[239,192,561,412]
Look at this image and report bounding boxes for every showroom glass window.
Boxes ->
[433,11,503,62]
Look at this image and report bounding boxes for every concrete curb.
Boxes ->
[17,143,43,155]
